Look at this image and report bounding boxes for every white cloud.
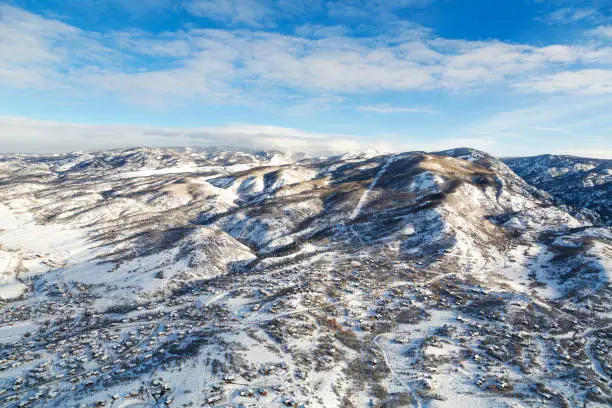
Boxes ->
[0,6,74,87]
[1,4,612,106]
[588,25,612,39]
[357,104,439,114]
[515,69,612,94]
[0,5,122,89]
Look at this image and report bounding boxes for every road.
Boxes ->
[373,332,422,408]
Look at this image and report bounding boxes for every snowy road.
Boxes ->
[373,332,422,408]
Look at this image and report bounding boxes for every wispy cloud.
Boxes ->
[357,104,439,114]
[294,24,350,38]
[540,7,599,24]
[463,94,612,158]
[533,126,568,133]
[550,147,612,159]
[469,95,612,132]
[515,69,612,94]
[186,0,274,27]
[588,25,612,38]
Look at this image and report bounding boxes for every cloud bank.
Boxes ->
[3,116,609,158]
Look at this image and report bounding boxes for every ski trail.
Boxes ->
[349,155,395,221]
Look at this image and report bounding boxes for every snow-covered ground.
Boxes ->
[0,147,608,408]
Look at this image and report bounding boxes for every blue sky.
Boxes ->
[0,0,611,156]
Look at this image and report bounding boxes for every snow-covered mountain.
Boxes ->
[503,154,611,224]
[0,147,609,408]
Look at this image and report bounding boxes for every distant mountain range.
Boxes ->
[503,154,611,225]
